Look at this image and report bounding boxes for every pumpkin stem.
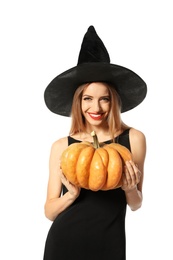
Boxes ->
[91,131,100,149]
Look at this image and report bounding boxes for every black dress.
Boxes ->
[43,129,131,260]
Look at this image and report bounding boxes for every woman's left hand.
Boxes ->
[121,160,141,192]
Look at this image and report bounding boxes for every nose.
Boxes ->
[92,100,101,112]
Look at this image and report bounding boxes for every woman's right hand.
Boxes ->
[59,169,81,199]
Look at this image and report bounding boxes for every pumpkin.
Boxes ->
[60,131,132,191]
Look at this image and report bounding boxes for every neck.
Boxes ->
[82,129,112,143]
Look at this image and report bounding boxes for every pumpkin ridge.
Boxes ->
[109,143,132,164]
[61,143,89,185]
[89,149,107,191]
[76,146,95,189]
[101,146,122,190]
[95,148,109,189]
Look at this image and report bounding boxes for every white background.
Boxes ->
[0,0,172,259]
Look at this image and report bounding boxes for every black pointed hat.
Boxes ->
[44,26,147,116]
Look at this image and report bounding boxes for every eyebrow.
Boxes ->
[82,94,110,98]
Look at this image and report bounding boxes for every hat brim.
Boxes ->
[44,62,147,116]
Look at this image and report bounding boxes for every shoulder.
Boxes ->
[129,128,146,159]
[129,128,146,143]
[50,137,68,157]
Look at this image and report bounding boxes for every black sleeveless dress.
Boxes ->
[43,129,131,260]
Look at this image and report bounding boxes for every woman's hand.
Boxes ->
[59,169,81,199]
[121,160,141,192]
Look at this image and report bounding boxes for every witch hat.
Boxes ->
[44,26,147,116]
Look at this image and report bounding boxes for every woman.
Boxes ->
[43,26,147,260]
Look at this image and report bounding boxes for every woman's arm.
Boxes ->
[121,128,147,211]
[44,137,80,221]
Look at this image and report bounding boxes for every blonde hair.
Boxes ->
[69,82,128,140]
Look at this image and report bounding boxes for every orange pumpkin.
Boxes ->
[60,131,132,191]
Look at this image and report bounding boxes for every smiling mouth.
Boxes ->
[88,113,104,120]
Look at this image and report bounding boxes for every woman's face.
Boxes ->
[81,82,111,127]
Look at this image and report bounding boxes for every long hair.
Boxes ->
[69,82,129,140]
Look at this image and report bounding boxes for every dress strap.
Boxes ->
[68,136,81,145]
[115,128,131,151]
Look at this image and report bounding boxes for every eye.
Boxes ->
[100,96,110,102]
[83,96,92,101]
